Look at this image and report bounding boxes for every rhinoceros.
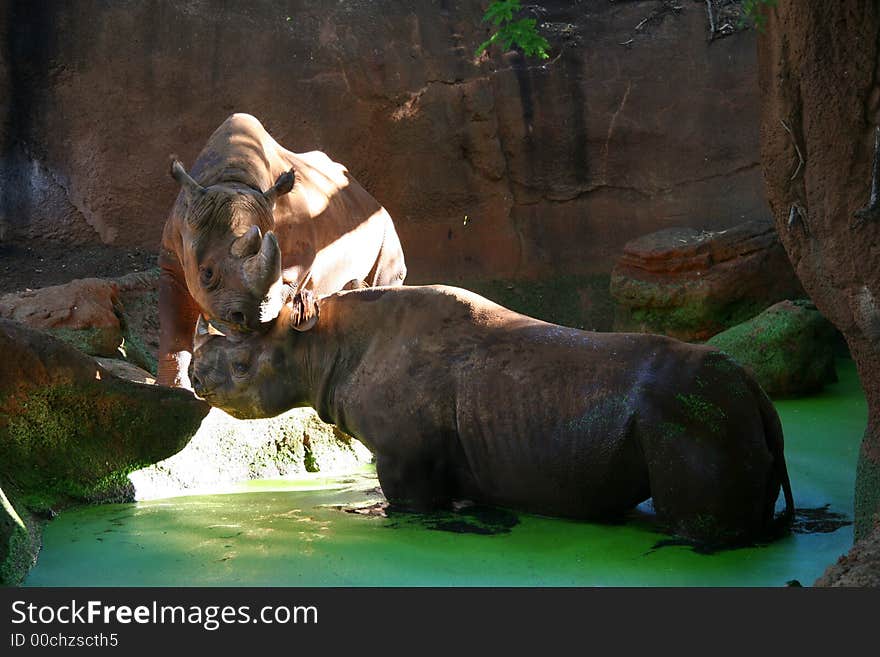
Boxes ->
[188,284,794,545]
[158,113,406,387]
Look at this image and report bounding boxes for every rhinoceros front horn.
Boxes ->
[242,230,282,297]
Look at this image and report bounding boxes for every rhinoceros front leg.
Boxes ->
[376,453,454,511]
[157,258,200,389]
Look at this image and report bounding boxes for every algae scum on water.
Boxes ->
[24,359,866,587]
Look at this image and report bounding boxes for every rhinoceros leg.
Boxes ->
[376,453,454,511]
[639,372,776,545]
[157,259,200,389]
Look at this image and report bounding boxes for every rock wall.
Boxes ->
[757,1,880,539]
[0,0,765,296]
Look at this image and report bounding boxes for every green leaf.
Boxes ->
[482,0,521,26]
[477,2,550,60]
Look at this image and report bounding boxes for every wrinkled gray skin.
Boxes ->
[190,285,794,545]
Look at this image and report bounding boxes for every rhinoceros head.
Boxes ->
[188,291,320,419]
[171,158,295,332]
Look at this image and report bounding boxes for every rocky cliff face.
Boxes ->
[757,1,880,539]
[0,0,764,295]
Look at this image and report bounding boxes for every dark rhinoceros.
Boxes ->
[188,284,794,546]
[158,113,406,387]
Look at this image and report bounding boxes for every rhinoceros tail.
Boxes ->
[750,377,795,529]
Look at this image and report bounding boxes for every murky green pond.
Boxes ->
[24,360,866,587]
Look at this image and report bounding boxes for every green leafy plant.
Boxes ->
[475,0,550,60]
[740,0,776,31]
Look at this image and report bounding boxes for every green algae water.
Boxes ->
[24,359,866,587]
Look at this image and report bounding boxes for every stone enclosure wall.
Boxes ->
[0,0,765,327]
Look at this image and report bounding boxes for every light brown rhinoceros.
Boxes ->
[188,284,794,546]
[158,113,406,387]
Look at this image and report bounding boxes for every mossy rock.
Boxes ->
[129,407,373,499]
[0,273,161,374]
[610,219,803,341]
[0,481,43,586]
[0,318,209,513]
[707,299,838,397]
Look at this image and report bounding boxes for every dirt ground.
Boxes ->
[0,239,157,294]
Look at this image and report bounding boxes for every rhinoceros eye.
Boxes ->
[231,360,249,377]
[199,266,216,288]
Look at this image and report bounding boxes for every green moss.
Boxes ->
[120,332,157,375]
[1,380,204,509]
[620,297,766,341]
[455,274,613,330]
[0,483,41,586]
[854,448,880,541]
[707,300,837,397]
[303,443,319,473]
[117,284,159,375]
[658,421,687,442]
[47,327,119,357]
[675,393,726,434]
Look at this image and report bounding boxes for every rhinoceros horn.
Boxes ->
[170,156,205,199]
[242,230,282,297]
[230,225,263,258]
[263,169,295,206]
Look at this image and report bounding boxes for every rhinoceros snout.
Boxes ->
[190,372,206,396]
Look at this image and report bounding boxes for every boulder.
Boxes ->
[0,319,209,509]
[815,525,880,587]
[113,269,161,374]
[0,482,41,588]
[129,408,373,501]
[610,219,803,341]
[0,319,210,585]
[94,357,155,384]
[0,272,160,374]
[0,277,124,358]
[707,300,838,397]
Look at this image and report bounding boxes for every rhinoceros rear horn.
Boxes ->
[169,156,205,198]
[263,169,295,206]
[242,230,282,296]
[230,225,263,258]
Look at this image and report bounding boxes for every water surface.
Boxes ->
[24,360,866,587]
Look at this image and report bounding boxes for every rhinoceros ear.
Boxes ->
[263,169,295,206]
[195,314,211,338]
[193,313,225,352]
[195,314,226,338]
[288,289,319,332]
[170,156,205,199]
[230,225,263,258]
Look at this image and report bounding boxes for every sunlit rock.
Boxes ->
[129,408,373,501]
[610,219,803,341]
